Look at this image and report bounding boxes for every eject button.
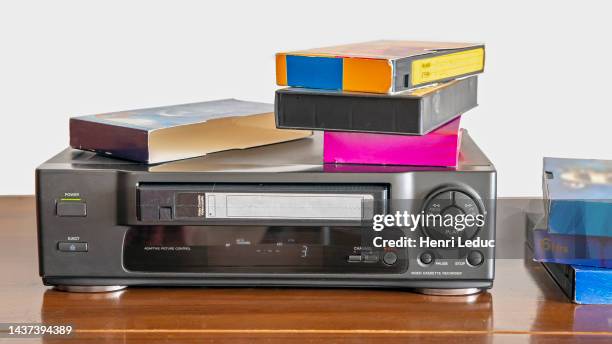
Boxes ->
[58,242,88,252]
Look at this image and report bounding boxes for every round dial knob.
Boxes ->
[422,187,484,241]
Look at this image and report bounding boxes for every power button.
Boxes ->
[56,201,87,217]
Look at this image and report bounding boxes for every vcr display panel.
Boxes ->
[123,226,407,274]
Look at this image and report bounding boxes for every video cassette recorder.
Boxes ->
[36,131,496,295]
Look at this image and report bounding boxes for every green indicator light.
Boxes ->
[60,198,82,201]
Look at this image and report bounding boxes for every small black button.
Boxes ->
[454,192,481,220]
[382,251,398,265]
[441,205,464,217]
[348,255,362,263]
[467,251,484,266]
[420,252,434,265]
[425,191,453,215]
[58,242,88,252]
[364,254,379,263]
[57,202,87,217]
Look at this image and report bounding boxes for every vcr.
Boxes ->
[36,131,496,295]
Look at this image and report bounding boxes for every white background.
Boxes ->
[1,0,610,196]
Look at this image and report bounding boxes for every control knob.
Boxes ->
[422,186,485,241]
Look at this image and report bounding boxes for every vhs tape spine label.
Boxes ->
[411,48,484,86]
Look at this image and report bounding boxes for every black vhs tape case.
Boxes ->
[36,132,496,295]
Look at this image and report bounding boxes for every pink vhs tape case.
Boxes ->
[323,117,461,167]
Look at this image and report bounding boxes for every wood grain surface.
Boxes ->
[0,196,611,343]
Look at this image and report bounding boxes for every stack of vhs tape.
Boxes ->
[274,40,486,167]
[527,157,612,304]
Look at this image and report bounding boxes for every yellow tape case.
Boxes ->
[276,40,485,93]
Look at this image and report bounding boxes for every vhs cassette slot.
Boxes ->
[137,183,388,226]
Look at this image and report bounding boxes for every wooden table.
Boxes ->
[1,196,611,343]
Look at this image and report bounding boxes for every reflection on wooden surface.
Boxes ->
[40,288,492,332]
